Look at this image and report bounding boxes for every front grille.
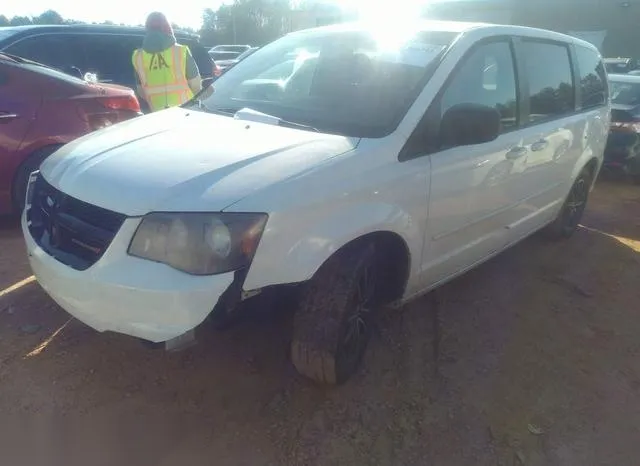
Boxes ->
[26,174,126,271]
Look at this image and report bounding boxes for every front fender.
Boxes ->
[243,202,419,291]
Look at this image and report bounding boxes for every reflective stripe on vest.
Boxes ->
[132,45,193,112]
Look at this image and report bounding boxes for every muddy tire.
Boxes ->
[543,168,592,240]
[291,242,377,385]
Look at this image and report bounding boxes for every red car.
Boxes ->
[0,52,141,214]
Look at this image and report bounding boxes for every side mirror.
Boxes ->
[440,103,501,148]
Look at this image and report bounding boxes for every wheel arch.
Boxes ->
[317,230,412,305]
[572,154,601,191]
[243,205,417,302]
[583,156,600,187]
[11,143,64,211]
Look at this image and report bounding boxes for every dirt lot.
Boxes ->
[1,180,639,466]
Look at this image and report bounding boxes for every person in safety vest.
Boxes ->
[132,12,202,112]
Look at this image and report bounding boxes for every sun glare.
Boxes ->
[341,0,426,23]
[24,318,74,358]
[0,276,36,299]
[339,0,428,50]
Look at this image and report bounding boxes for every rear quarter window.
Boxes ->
[5,34,85,72]
[575,45,608,109]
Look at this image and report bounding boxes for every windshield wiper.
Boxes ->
[276,119,319,133]
[192,105,320,132]
[232,107,319,132]
[184,101,236,117]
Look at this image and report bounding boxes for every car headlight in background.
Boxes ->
[128,212,267,275]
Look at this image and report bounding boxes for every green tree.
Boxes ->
[34,9,64,25]
[0,14,9,27]
[201,0,295,46]
[9,16,33,26]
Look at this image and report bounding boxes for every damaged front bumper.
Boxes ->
[23,215,238,346]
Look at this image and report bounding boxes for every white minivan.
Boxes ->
[23,21,610,384]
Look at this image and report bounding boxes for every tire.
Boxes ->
[291,242,378,385]
[12,145,62,213]
[542,168,592,240]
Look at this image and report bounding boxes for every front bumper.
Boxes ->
[22,214,235,343]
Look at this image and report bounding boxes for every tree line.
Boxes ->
[0,9,197,34]
[1,1,346,46]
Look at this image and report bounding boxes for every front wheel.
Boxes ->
[291,243,377,385]
[542,168,592,240]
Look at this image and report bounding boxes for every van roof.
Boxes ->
[293,20,599,51]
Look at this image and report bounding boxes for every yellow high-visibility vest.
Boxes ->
[132,45,193,112]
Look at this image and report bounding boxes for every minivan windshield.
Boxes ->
[191,28,457,137]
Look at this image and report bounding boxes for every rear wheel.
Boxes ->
[543,168,592,240]
[291,242,377,385]
[12,145,62,213]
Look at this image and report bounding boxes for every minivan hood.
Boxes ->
[41,108,358,216]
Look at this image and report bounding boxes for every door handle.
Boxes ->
[0,113,19,122]
[505,146,528,160]
[531,139,549,152]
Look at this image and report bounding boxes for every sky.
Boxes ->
[3,0,430,30]
[3,1,226,29]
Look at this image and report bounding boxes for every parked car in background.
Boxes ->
[603,74,640,182]
[22,22,608,385]
[209,44,252,56]
[209,50,242,62]
[604,57,639,74]
[0,25,218,112]
[208,45,254,68]
[0,52,140,215]
[216,46,259,73]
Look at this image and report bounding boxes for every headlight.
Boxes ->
[128,212,267,275]
[25,170,40,208]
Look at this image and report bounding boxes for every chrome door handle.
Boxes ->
[505,146,528,160]
[0,113,19,122]
[531,139,549,152]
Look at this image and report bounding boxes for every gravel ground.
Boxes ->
[0,179,639,466]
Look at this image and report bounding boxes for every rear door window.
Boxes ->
[521,41,575,123]
[575,45,608,109]
[5,34,86,74]
[81,34,142,89]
